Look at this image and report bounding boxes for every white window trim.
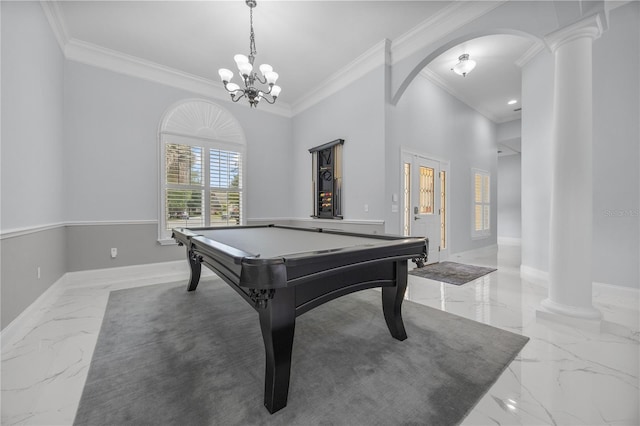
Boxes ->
[472,168,491,239]
[157,100,246,244]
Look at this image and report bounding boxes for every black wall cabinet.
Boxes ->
[309,139,344,219]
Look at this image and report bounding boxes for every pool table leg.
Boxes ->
[258,287,296,414]
[186,250,202,292]
[382,260,408,341]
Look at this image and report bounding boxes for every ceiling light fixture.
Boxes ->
[218,0,281,108]
[451,53,476,77]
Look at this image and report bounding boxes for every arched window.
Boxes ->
[158,99,246,242]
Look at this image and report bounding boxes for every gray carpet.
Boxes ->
[74,278,528,425]
[409,261,497,285]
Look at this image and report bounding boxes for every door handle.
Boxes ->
[414,216,420,221]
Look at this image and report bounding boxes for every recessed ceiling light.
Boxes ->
[507,99,518,105]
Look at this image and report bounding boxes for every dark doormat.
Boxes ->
[409,261,497,285]
[74,278,527,425]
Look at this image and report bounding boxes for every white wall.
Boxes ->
[63,61,293,224]
[1,1,65,230]
[387,73,498,254]
[497,154,522,241]
[521,50,554,276]
[591,2,639,288]
[290,65,500,258]
[1,1,67,328]
[497,119,522,242]
[497,119,522,142]
[521,2,639,288]
[291,67,387,221]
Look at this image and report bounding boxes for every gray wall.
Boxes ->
[387,73,498,253]
[1,2,67,329]
[66,224,183,272]
[1,228,67,329]
[521,2,639,288]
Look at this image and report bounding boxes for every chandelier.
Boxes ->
[218,0,281,108]
[451,54,476,77]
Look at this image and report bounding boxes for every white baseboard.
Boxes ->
[1,260,215,351]
[64,260,190,287]
[450,244,498,260]
[520,266,640,298]
[593,281,640,298]
[498,237,521,246]
[520,264,549,286]
[1,274,68,351]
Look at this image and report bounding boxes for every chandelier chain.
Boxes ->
[249,6,257,64]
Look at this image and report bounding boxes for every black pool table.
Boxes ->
[172,224,428,414]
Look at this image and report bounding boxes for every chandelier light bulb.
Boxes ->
[218,68,233,82]
[265,71,279,85]
[226,83,241,92]
[259,64,273,75]
[270,85,281,97]
[452,53,476,77]
[238,62,253,77]
[234,54,249,66]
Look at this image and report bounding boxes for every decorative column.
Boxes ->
[538,14,604,325]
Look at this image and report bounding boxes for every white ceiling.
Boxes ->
[424,34,536,124]
[55,1,536,124]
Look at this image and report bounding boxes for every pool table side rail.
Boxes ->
[173,225,428,264]
[173,226,427,289]
[174,231,263,308]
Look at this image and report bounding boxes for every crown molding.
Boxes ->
[64,39,293,117]
[514,41,546,68]
[418,68,500,123]
[291,39,388,116]
[292,0,507,116]
[40,2,292,118]
[292,1,506,115]
[39,0,69,51]
[390,1,508,66]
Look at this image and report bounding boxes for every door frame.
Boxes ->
[400,148,450,262]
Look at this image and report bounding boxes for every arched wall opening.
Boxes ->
[391,29,543,106]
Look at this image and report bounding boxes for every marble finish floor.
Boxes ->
[2,245,638,425]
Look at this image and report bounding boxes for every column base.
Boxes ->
[536,298,602,332]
